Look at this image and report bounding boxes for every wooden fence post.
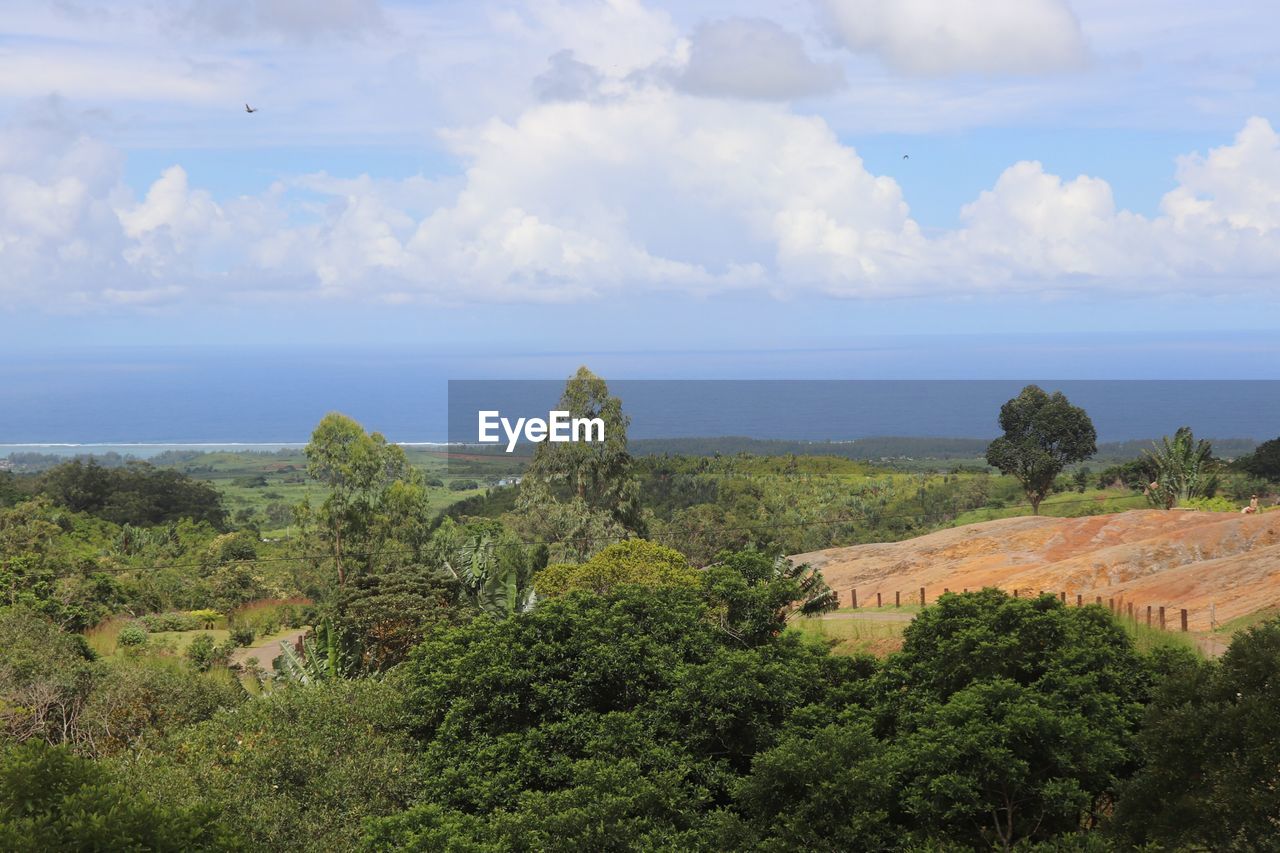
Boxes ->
[851,589,857,609]
[1146,605,1152,627]
[920,587,925,606]
[1060,591,1066,603]
[876,592,882,608]
[1181,609,1188,632]
[895,591,900,607]
[1109,598,1115,613]
[1096,596,1102,606]
[1127,602,1133,620]
[1077,594,1083,607]
[1013,588,1019,598]
[1159,606,1166,630]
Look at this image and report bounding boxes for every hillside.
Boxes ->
[794,509,1280,631]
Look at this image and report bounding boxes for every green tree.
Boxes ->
[1144,426,1218,509]
[535,539,699,597]
[125,681,421,853]
[520,367,646,538]
[0,606,95,747]
[437,522,537,618]
[1238,435,1280,480]
[1113,620,1280,850]
[336,563,462,671]
[0,740,231,852]
[986,386,1098,514]
[873,590,1149,850]
[701,550,837,646]
[303,412,414,587]
[373,583,858,849]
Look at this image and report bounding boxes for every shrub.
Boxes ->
[0,740,231,851]
[78,657,245,756]
[184,635,221,672]
[123,681,420,852]
[535,539,699,597]
[448,479,479,491]
[117,622,148,647]
[229,624,255,647]
[1180,496,1238,512]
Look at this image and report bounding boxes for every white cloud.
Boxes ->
[818,0,1089,76]
[676,18,845,101]
[1162,117,1280,233]
[5,90,1280,308]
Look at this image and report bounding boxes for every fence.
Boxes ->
[836,586,1201,633]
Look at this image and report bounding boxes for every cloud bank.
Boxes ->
[4,89,1280,309]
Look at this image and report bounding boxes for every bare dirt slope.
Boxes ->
[793,510,1280,631]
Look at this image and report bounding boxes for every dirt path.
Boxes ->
[230,628,308,668]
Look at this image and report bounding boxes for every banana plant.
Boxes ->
[443,533,536,618]
[274,618,358,683]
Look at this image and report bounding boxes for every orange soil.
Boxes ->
[793,510,1280,631]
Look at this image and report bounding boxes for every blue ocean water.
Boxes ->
[1,345,1278,445]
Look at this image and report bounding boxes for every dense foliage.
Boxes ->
[1,387,1275,851]
[0,740,229,852]
[37,460,227,528]
[986,385,1098,515]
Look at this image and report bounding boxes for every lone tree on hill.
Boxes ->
[986,385,1097,515]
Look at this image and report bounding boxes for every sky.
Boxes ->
[2,0,1280,371]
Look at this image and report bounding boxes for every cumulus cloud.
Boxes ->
[5,90,1280,308]
[676,18,845,101]
[818,0,1089,76]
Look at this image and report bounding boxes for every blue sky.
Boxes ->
[2,0,1279,373]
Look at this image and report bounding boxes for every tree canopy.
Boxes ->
[985,385,1097,514]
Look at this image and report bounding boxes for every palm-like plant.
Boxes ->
[443,534,536,618]
[275,620,358,683]
[776,556,838,621]
[1145,427,1219,509]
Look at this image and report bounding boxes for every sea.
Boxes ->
[1,344,1278,454]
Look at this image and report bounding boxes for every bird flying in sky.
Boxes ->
[245,104,258,114]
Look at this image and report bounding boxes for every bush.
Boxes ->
[229,624,255,647]
[448,479,479,491]
[0,740,231,851]
[117,622,148,647]
[184,635,221,672]
[1179,496,1238,512]
[123,681,420,852]
[536,539,699,597]
[78,657,246,756]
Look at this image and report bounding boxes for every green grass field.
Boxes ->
[789,615,912,656]
[950,489,1148,525]
[151,448,518,535]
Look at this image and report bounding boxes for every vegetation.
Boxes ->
[1144,426,1219,509]
[1237,434,1280,481]
[986,385,1098,514]
[2,372,1277,850]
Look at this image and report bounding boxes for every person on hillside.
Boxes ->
[1242,494,1260,514]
